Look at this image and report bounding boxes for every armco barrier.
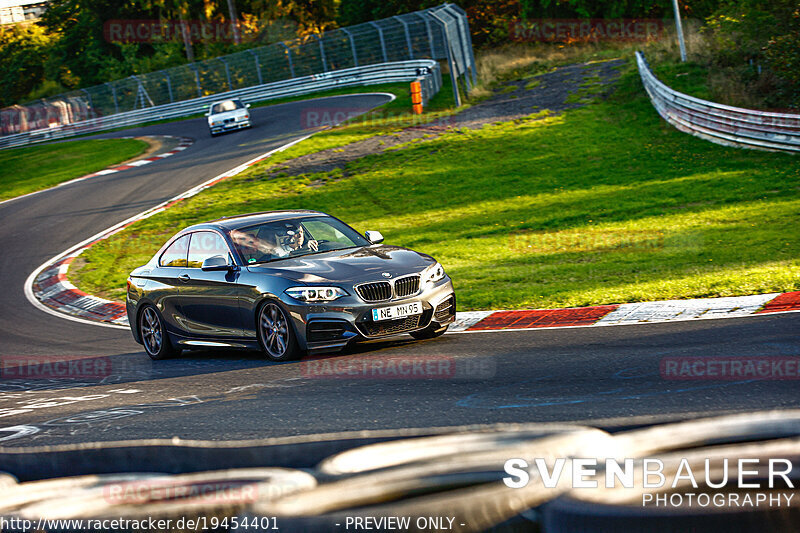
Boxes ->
[0,60,441,150]
[636,51,800,153]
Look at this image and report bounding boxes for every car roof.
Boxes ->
[183,210,327,232]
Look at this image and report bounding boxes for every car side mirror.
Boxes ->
[246,103,251,108]
[202,255,233,271]
[365,230,384,244]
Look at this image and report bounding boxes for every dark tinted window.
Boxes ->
[230,216,369,264]
[159,234,190,267]
[187,231,230,268]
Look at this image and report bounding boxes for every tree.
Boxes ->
[0,24,54,107]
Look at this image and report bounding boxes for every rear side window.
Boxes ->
[187,231,230,268]
[159,234,190,267]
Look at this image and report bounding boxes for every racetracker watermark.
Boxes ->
[102,19,296,44]
[510,19,665,42]
[300,355,495,380]
[104,479,262,505]
[0,355,112,380]
[661,357,800,380]
[301,108,454,130]
[104,20,242,43]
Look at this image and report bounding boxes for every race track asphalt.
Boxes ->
[1,94,798,446]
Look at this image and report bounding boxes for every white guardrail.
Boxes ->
[0,60,442,150]
[636,51,800,153]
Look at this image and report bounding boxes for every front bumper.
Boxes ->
[209,119,251,134]
[283,277,456,354]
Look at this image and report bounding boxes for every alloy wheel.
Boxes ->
[140,307,162,356]
[260,303,289,359]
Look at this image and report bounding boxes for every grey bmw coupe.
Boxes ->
[126,210,456,361]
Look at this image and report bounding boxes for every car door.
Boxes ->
[149,233,190,336]
[175,231,243,339]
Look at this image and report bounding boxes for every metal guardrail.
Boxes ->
[0,60,441,150]
[0,3,473,144]
[636,51,800,153]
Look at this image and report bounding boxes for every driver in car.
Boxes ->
[278,223,318,256]
[230,223,319,263]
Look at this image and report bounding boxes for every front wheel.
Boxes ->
[139,305,181,360]
[410,324,448,340]
[258,302,300,362]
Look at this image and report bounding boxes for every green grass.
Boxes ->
[524,79,541,91]
[74,58,800,308]
[259,77,459,169]
[0,139,148,201]
[645,61,715,100]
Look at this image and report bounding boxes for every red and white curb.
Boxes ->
[84,136,193,175]
[449,292,800,333]
[0,136,193,207]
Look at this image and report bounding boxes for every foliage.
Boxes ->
[337,1,725,47]
[518,0,670,19]
[0,0,341,104]
[704,0,800,107]
[0,24,55,107]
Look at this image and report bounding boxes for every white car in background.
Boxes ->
[206,98,251,136]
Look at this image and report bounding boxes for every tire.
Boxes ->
[257,301,300,362]
[138,304,181,360]
[410,323,448,340]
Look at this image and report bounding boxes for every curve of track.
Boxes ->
[1,94,798,447]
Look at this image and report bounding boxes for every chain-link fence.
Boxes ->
[0,3,475,140]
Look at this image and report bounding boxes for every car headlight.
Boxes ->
[237,114,249,122]
[210,120,221,126]
[423,262,446,285]
[285,286,348,302]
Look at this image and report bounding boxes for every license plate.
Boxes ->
[372,302,422,322]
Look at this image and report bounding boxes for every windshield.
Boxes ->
[229,215,370,264]
[210,100,244,114]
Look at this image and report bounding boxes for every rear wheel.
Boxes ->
[410,323,448,340]
[139,305,180,360]
[258,302,300,362]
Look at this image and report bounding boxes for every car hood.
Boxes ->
[245,245,435,284]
